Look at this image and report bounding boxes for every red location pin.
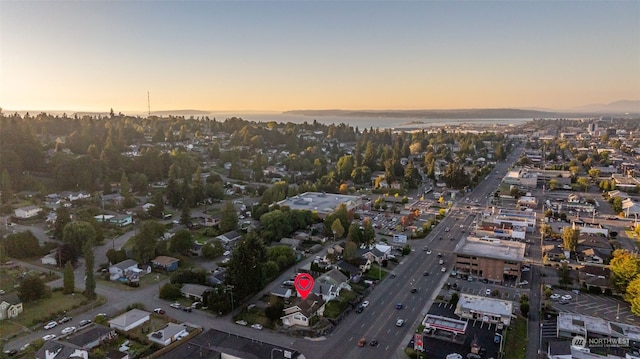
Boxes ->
[294,273,314,300]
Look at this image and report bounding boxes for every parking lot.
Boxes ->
[547,288,638,325]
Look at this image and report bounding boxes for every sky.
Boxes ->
[1,1,639,113]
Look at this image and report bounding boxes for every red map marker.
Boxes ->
[294,273,314,300]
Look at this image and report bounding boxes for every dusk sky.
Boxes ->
[1,1,639,113]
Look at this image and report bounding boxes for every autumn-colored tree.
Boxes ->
[610,250,640,292]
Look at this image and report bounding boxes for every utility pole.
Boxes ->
[147,91,151,117]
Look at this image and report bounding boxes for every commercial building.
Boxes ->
[276,192,363,218]
[453,236,526,284]
[454,293,514,327]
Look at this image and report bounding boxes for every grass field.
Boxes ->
[17,291,90,327]
[0,320,26,340]
[504,316,527,359]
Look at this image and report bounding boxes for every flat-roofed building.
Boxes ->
[454,293,514,327]
[276,192,363,219]
[556,312,640,357]
[454,236,526,284]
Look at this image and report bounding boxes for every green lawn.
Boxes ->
[17,291,94,327]
[504,316,527,359]
[324,290,358,318]
[364,265,388,281]
[0,320,26,340]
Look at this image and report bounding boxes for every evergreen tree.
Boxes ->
[63,261,75,294]
[53,206,71,241]
[226,232,266,300]
[84,239,96,299]
[180,201,191,226]
[220,202,238,233]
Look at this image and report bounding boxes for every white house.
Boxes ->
[109,259,139,281]
[311,269,351,302]
[108,309,150,332]
[0,293,23,321]
[14,205,41,219]
[68,192,91,202]
[147,323,188,346]
[281,293,326,328]
[40,251,58,266]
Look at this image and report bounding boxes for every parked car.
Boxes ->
[2,349,17,357]
[441,267,447,272]
[153,308,165,314]
[58,316,72,324]
[251,323,263,330]
[561,294,572,301]
[559,299,569,304]
[550,294,561,300]
[170,303,181,309]
[485,289,491,296]
[61,327,76,335]
[42,334,56,341]
[44,321,58,330]
[361,300,369,308]
[182,307,193,312]
[355,306,364,313]
[439,259,444,265]
[78,319,92,328]
[235,320,248,326]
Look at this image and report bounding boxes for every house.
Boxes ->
[35,340,88,359]
[156,328,301,359]
[280,293,326,328]
[0,293,23,321]
[216,230,241,244]
[109,259,139,281]
[108,309,150,332]
[180,283,211,302]
[199,215,220,227]
[95,214,133,227]
[67,192,91,202]
[311,269,352,302]
[152,256,180,272]
[41,250,59,266]
[14,205,42,219]
[578,247,604,264]
[577,265,613,293]
[67,325,117,349]
[148,323,188,346]
[336,260,362,281]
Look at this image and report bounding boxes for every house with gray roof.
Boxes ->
[148,323,188,346]
[35,340,88,359]
[108,309,150,332]
[180,283,211,302]
[0,293,23,321]
[281,293,326,328]
[311,269,351,302]
[66,325,117,349]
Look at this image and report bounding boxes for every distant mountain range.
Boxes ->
[4,100,638,119]
[284,100,640,119]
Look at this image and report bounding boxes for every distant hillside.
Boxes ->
[284,108,560,119]
[284,105,640,119]
[570,100,640,114]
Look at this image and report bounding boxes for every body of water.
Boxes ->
[208,113,533,129]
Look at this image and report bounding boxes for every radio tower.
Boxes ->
[147,91,151,117]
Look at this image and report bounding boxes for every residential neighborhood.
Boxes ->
[1,113,639,359]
